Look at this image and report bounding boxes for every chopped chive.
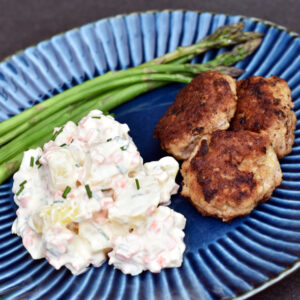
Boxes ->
[35,156,41,167]
[51,127,64,141]
[85,184,92,199]
[103,112,115,117]
[62,186,71,199]
[30,156,34,167]
[35,160,42,168]
[16,185,25,196]
[20,180,27,186]
[120,144,128,151]
[60,143,67,147]
[101,188,111,192]
[16,180,27,196]
[135,178,140,190]
[106,138,112,142]
[92,116,101,119]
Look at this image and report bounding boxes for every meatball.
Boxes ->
[153,71,237,160]
[181,131,282,222]
[231,75,297,158]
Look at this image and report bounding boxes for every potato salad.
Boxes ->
[11,110,186,275]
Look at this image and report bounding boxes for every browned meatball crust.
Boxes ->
[153,71,237,160]
[181,131,282,222]
[231,75,297,158]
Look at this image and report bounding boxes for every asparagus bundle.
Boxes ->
[0,22,262,183]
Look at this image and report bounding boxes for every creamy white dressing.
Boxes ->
[12,110,186,275]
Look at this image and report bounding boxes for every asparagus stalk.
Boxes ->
[168,54,195,65]
[0,60,246,182]
[0,64,244,145]
[142,22,262,66]
[0,73,193,164]
[203,38,262,67]
[0,71,192,145]
[0,64,217,138]
[0,66,185,137]
[0,38,262,150]
[0,81,167,183]
[0,23,261,138]
[0,23,264,183]
[0,95,107,183]
[0,38,259,145]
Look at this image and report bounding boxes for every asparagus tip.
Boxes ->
[220,66,245,77]
[234,37,263,56]
[205,21,245,41]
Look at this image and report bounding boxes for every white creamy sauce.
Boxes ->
[12,110,186,275]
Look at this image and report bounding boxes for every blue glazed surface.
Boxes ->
[0,10,299,300]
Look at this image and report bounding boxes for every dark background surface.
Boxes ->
[0,0,299,60]
[0,0,299,299]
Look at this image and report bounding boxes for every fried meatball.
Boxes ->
[231,76,297,158]
[181,131,282,222]
[153,71,237,160]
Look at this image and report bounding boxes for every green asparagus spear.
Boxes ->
[0,22,261,138]
[0,73,193,165]
[0,81,167,183]
[0,22,264,183]
[143,22,262,65]
[0,38,261,145]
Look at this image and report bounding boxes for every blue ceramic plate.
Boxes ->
[0,10,299,300]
